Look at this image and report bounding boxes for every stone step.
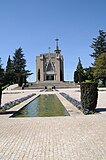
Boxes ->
[27,81,78,89]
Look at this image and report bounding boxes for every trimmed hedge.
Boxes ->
[80,82,98,114]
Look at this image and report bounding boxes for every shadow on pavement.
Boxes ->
[95,108,106,113]
[0,111,17,115]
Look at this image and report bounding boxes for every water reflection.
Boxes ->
[14,94,69,117]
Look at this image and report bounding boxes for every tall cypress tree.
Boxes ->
[5,55,14,84]
[76,57,84,83]
[6,55,13,72]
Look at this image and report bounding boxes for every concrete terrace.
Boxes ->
[0,84,106,160]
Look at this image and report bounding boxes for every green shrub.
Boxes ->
[80,82,98,114]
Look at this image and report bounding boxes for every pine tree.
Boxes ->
[13,48,26,74]
[90,30,106,59]
[90,30,106,85]
[13,47,32,86]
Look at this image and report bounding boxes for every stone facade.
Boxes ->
[36,39,64,82]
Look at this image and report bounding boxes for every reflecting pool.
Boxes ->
[12,94,70,117]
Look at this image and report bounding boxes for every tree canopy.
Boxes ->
[13,48,26,74]
[13,47,32,86]
[1,48,32,87]
[93,53,106,79]
[6,55,13,73]
[90,30,106,86]
[90,30,106,59]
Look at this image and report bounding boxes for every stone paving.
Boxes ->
[0,85,106,160]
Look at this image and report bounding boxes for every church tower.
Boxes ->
[36,39,64,82]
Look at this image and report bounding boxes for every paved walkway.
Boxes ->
[0,86,106,160]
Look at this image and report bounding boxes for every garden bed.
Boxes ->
[60,92,82,110]
[0,93,36,111]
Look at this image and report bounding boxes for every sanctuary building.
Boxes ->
[36,39,64,82]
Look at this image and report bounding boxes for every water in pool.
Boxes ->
[13,94,70,117]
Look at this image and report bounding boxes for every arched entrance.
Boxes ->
[46,75,54,80]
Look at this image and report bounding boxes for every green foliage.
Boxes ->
[75,57,85,83]
[93,53,106,77]
[5,55,15,84]
[0,48,32,87]
[6,55,13,72]
[13,48,26,74]
[90,30,106,59]
[93,53,106,86]
[13,47,32,86]
[84,67,94,81]
[80,82,98,114]
[89,30,106,85]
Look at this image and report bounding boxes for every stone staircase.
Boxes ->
[27,81,78,89]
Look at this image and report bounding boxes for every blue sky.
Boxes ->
[0,0,106,81]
